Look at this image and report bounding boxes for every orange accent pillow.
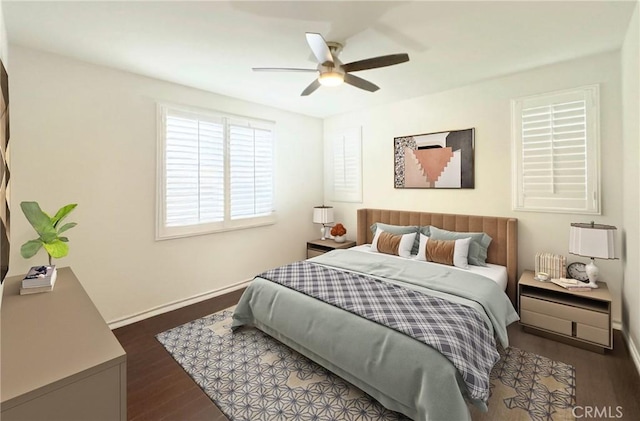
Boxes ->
[425,239,455,266]
[377,231,402,256]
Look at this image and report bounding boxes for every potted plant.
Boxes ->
[331,223,347,243]
[20,201,78,265]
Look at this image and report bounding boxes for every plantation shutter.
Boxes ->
[165,110,224,227]
[512,86,600,214]
[329,127,362,203]
[158,104,276,239]
[229,122,274,219]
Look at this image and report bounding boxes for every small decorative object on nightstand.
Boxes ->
[331,223,347,243]
[534,252,566,279]
[566,262,589,282]
[518,270,612,353]
[533,272,549,282]
[307,239,356,259]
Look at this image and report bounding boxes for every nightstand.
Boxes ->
[518,270,612,353]
[307,239,356,258]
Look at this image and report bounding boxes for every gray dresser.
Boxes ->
[1,267,126,420]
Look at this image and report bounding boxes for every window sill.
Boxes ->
[156,214,276,241]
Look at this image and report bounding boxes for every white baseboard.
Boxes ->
[613,320,622,331]
[108,279,251,329]
[622,328,640,378]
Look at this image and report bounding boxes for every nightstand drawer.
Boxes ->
[577,324,610,346]
[520,296,609,329]
[307,249,325,258]
[520,309,572,336]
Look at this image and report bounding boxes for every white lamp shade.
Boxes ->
[569,223,616,259]
[313,206,334,224]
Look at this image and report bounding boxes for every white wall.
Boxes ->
[8,46,324,324]
[0,2,7,63]
[324,51,625,324]
[622,3,640,369]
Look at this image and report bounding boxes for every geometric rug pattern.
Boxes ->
[471,346,575,421]
[157,308,576,421]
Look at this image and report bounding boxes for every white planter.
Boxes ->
[334,235,346,243]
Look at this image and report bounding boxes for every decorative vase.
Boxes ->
[334,235,346,243]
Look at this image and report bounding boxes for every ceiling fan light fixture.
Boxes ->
[318,71,344,87]
[256,32,409,96]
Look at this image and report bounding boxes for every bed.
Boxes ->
[232,209,519,420]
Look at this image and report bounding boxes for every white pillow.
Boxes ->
[371,228,416,258]
[416,233,471,269]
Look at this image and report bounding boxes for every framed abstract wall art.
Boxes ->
[1,58,9,283]
[394,128,475,189]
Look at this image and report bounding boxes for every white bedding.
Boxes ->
[350,244,508,291]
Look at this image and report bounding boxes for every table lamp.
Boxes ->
[313,206,334,240]
[569,222,617,288]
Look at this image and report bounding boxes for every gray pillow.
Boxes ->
[370,223,420,255]
[428,226,492,266]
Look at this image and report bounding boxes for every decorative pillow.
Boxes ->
[376,231,402,256]
[370,223,420,255]
[427,239,455,266]
[371,229,416,258]
[416,233,471,269]
[428,226,492,266]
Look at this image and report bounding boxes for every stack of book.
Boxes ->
[20,265,58,295]
[535,252,567,279]
[551,277,593,292]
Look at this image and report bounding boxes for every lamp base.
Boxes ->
[585,258,599,289]
[320,225,327,240]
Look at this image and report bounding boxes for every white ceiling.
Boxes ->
[4,1,637,118]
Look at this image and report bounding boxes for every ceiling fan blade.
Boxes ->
[305,32,334,66]
[301,79,321,96]
[342,53,410,73]
[252,67,317,72]
[344,74,379,92]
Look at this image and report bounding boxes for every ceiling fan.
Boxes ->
[253,32,410,96]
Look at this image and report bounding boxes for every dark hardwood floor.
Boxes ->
[113,290,244,421]
[114,291,640,421]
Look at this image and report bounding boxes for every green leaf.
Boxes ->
[57,222,77,234]
[43,240,69,259]
[40,231,59,243]
[51,204,77,228]
[20,239,43,259]
[59,237,69,242]
[20,202,56,238]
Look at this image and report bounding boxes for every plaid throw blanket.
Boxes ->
[259,261,499,402]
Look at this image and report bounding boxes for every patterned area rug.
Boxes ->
[157,308,575,421]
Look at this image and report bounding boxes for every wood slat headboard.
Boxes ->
[357,208,518,306]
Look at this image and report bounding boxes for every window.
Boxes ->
[157,105,275,239]
[326,127,362,203]
[511,85,600,214]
